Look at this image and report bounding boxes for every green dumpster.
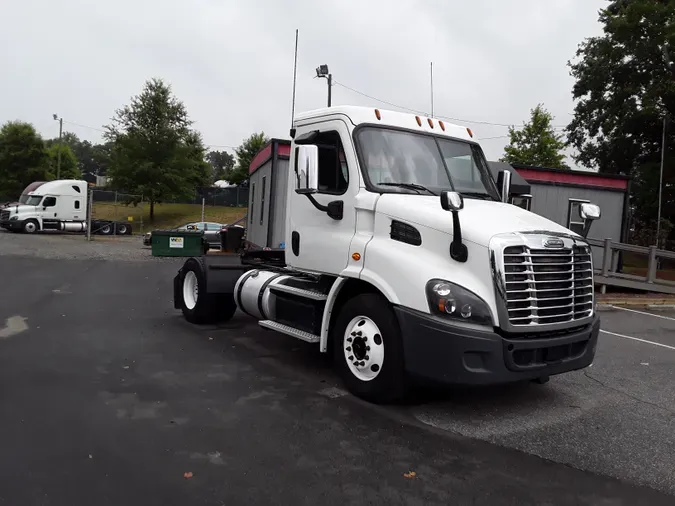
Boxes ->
[151,229,206,257]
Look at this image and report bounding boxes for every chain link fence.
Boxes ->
[90,189,145,237]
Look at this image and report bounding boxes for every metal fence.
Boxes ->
[90,189,145,237]
[589,238,675,294]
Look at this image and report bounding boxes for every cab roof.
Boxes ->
[294,105,474,142]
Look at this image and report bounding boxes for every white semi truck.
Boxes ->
[172,106,602,403]
[0,179,132,235]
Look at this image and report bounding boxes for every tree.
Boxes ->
[206,150,235,183]
[105,78,210,219]
[501,104,569,169]
[230,132,269,186]
[566,0,675,243]
[46,143,81,180]
[0,121,49,198]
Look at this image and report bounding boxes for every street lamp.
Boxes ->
[53,114,63,180]
[316,64,332,107]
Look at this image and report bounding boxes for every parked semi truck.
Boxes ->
[0,179,132,235]
[172,105,602,403]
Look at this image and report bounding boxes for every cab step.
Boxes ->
[269,284,328,301]
[258,320,320,343]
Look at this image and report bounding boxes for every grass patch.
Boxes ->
[92,202,247,233]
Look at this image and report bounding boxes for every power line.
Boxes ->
[332,79,567,130]
[62,120,106,133]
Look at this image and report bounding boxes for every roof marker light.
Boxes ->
[415,116,422,126]
[427,118,434,128]
[439,120,446,131]
[374,109,381,120]
[467,128,473,138]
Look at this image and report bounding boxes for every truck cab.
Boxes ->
[173,105,602,404]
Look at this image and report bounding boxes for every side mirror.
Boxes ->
[440,191,464,212]
[497,170,512,203]
[579,203,601,221]
[295,145,319,194]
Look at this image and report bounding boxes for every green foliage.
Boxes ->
[206,150,235,183]
[501,104,569,169]
[566,0,675,239]
[0,121,49,198]
[46,143,81,180]
[105,78,210,219]
[230,132,269,186]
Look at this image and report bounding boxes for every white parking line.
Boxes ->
[611,305,675,322]
[601,329,675,351]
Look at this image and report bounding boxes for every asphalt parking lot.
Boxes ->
[0,233,674,505]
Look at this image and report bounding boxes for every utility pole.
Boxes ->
[53,114,63,179]
[657,115,667,249]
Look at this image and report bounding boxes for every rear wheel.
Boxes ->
[116,223,129,235]
[332,293,408,404]
[179,259,237,324]
[99,223,112,235]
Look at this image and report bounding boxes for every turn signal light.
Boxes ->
[352,252,361,261]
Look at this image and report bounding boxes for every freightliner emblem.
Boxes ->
[543,237,564,249]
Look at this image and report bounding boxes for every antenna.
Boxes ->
[290,29,299,138]
[430,61,434,118]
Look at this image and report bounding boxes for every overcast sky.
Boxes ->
[1,0,606,169]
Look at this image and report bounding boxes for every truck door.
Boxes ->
[287,119,358,275]
[40,196,58,220]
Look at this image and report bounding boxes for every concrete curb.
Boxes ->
[597,303,675,311]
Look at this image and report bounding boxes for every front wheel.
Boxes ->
[332,293,408,404]
[22,220,39,234]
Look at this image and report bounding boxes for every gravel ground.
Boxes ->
[0,229,178,262]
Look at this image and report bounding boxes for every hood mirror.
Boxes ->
[440,191,464,212]
[579,203,601,238]
[439,191,468,263]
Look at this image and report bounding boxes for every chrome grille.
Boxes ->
[503,244,593,325]
[0,210,9,221]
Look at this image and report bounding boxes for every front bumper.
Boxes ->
[0,219,22,231]
[395,306,600,385]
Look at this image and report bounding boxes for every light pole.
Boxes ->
[53,114,63,179]
[316,64,332,107]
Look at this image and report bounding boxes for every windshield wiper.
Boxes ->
[379,183,437,195]
[460,191,495,201]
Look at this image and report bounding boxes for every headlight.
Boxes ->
[425,279,493,326]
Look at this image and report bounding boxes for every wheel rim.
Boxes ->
[119,225,127,234]
[102,225,111,234]
[343,316,384,382]
[183,271,198,310]
[25,222,36,233]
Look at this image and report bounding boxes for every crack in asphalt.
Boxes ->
[583,370,675,415]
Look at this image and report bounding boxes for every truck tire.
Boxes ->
[116,223,131,235]
[332,293,408,404]
[22,219,39,234]
[178,259,237,324]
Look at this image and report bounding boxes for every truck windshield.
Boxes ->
[24,196,43,206]
[356,127,500,200]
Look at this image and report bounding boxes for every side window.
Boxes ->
[74,200,81,210]
[567,199,589,235]
[43,197,57,207]
[260,176,266,226]
[250,183,256,225]
[315,130,349,194]
[72,185,81,193]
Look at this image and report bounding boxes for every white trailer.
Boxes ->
[172,106,602,403]
[0,179,132,235]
